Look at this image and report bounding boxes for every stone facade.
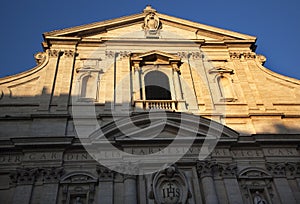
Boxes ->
[0,5,299,204]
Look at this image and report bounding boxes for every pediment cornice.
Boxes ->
[89,112,240,142]
[130,50,182,72]
[43,6,256,42]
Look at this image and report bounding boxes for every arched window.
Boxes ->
[144,71,171,100]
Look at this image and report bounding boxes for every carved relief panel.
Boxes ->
[238,168,278,204]
[59,172,97,204]
[149,165,191,204]
[142,7,162,38]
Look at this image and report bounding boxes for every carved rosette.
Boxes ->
[149,164,191,204]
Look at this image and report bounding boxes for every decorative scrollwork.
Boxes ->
[34,52,47,65]
[257,54,267,65]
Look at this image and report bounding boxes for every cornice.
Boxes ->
[0,51,49,85]
[43,8,256,42]
[157,13,256,41]
[254,57,300,86]
[43,13,145,37]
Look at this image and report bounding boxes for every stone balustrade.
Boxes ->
[134,100,178,111]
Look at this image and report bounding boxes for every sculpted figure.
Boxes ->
[253,191,267,204]
[74,197,83,204]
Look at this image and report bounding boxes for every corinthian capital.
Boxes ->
[196,160,216,178]
[40,167,64,183]
[10,168,38,185]
[97,165,114,181]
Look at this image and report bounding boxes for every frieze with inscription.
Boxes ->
[0,147,298,165]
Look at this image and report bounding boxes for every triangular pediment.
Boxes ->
[43,6,256,42]
[131,50,181,65]
[89,112,239,142]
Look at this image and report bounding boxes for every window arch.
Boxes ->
[80,74,95,98]
[217,75,236,101]
[144,71,171,100]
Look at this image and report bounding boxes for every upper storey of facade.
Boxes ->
[0,6,300,136]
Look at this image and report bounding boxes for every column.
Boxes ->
[56,49,77,111]
[267,163,297,204]
[196,161,219,204]
[38,49,62,111]
[39,167,64,204]
[97,166,114,204]
[223,178,243,204]
[132,62,143,110]
[273,178,296,204]
[218,163,243,204]
[123,163,139,204]
[140,67,146,101]
[172,64,186,111]
[124,175,137,204]
[12,185,33,204]
[172,63,182,100]
[11,168,37,204]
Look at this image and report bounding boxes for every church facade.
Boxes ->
[0,6,300,204]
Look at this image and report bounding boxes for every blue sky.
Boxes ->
[0,0,299,79]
